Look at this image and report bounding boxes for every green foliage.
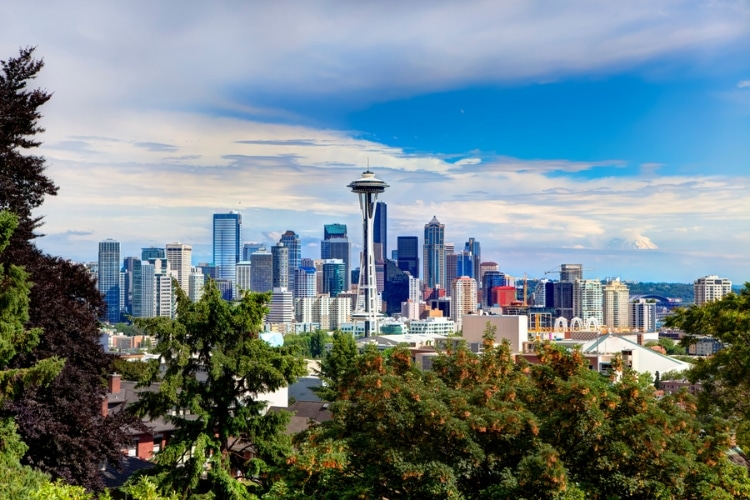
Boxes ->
[0,211,63,399]
[131,280,306,498]
[627,282,695,303]
[275,321,750,499]
[113,322,145,336]
[0,418,50,499]
[666,283,750,449]
[283,330,329,359]
[313,330,357,402]
[112,357,157,383]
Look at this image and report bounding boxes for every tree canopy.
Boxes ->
[0,47,134,491]
[666,283,750,449]
[272,324,750,499]
[131,281,306,499]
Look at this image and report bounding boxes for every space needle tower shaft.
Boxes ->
[347,170,389,337]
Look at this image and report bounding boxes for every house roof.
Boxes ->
[269,401,332,435]
[100,455,155,489]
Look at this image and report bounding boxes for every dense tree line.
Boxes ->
[270,327,750,499]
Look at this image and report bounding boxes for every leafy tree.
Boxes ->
[276,322,750,499]
[309,330,328,359]
[131,281,306,499]
[112,357,157,383]
[114,322,145,336]
[666,283,750,448]
[0,47,135,491]
[313,330,357,402]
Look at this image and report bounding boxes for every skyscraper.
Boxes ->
[694,275,732,306]
[242,242,265,262]
[397,236,419,278]
[451,276,478,331]
[464,238,481,284]
[321,223,350,289]
[373,201,387,261]
[250,250,273,293]
[122,256,138,315]
[213,211,242,288]
[280,231,301,294]
[603,279,629,330]
[98,239,121,323]
[141,247,165,261]
[574,279,603,324]
[322,259,346,297]
[294,267,317,298]
[272,242,289,291]
[132,259,155,318]
[166,242,192,295]
[235,261,252,297]
[423,216,445,290]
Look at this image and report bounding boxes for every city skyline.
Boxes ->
[2,2,749,283]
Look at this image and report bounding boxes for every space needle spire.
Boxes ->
[347,170,389,337]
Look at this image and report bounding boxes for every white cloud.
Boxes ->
[738,80,750,88]
[29,110,750,284]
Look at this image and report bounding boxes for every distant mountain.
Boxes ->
[606,237,658,250]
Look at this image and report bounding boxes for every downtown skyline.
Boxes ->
[2,1,749,283]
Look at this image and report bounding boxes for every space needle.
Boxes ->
[348,170,389,337]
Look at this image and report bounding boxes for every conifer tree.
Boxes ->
[132,281,306,499]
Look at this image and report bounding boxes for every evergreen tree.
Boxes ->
[131,281,306,499]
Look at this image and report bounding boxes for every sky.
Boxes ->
[2,1,749,283]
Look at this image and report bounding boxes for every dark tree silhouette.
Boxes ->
[0,47,134,491]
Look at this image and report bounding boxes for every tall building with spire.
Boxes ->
[423,216,445,291]
[98,239,121,324]
[213,211,242,291]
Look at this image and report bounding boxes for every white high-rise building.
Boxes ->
[694,275,732,306]
[408,275,422,304]
[630,299,657,332]
[603,279,629,330]
[294,295,351,330]
[451,276,478,331]
[235,261,252,298]
[574,279,603,325]
[267,288,294,324]
[166,243,192,295]
[188,268,204,303]
[156,271,176,318]
[294,267,317,298]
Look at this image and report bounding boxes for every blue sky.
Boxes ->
[2,1,749,283]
